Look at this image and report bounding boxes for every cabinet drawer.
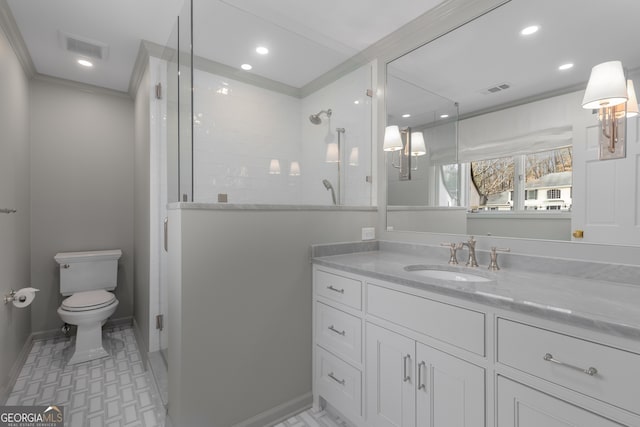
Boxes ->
[367,284,485,355]
[497,318,640,415]
[316,346,362,420]
[315,269,362,310]
[316,302,362,364]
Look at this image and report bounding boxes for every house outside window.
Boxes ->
[469,146,572,212]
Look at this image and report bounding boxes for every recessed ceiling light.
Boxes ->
[77,59,93,68]
[402,113,411,118]
[354,100,360,105]
[520,25,540,36]
[256,46,269,55]
[440,114,449,119]
[241,63,252,71]
[558,63,574,71]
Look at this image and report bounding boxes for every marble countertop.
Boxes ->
[313,248,640,341]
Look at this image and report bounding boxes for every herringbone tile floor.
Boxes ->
[6,325,166,427]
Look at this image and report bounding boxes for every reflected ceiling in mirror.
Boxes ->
[385,0,640,243]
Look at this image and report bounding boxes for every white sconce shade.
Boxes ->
[289,161,301,176]
[325,142,339,163]
[410,132,427,156]
[582,61,628,109]
[626,79,639,118]
[269,159,281,175]
[349,147,359,166]
[383,125,403,151]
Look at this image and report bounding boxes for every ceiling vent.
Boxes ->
[482,83,511,95]
[59,31,109,60]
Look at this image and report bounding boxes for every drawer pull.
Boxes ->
[328,372,345,386]
[327,285,345,294]
[543,353,598,376]
[403,354,411,382]
[418,361,426,391]
[328,325,346,336]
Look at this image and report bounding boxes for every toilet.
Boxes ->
[55,249,122,365]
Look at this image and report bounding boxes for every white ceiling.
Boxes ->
[6,0,445,92]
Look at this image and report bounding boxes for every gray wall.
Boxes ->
[30,78,135,333]
[168,208,377,427]
[0,21,31,401]
[134,65,151,354]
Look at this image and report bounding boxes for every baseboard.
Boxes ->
[0,334,34,405]
[231,392,313,427]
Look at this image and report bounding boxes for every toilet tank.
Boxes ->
[54,249,122,296]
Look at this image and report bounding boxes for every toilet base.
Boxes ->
[67,321,110,365]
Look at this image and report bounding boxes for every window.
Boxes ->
[469,146,572,212]
[547,189,561,199]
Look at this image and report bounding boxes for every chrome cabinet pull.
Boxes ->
[418,361,426,390]
[403,354,411,382]
[328,325,346,336]
[328,372,345,386]
[327,285,344,294]
[543,353,598,376]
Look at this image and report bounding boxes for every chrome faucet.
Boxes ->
[463,236,479,267]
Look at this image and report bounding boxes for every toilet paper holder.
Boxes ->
[4,289,22,304]
[4,289,35,304]
[4,289,18,304]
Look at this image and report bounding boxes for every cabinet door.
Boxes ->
[366,324,416,427]
[497,377,626,427]
[416,343,485,427]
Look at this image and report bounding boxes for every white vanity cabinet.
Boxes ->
[313,266,365,424]
[312,262,640,427]
[366,323,485,427]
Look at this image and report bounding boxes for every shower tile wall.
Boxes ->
[191,63,373,206]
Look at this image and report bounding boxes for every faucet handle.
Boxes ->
[441,242,463,265]
[488,247,510,271]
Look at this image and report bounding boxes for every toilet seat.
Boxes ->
[61,290,116,312]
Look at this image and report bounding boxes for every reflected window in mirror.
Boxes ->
[468,146,572,212]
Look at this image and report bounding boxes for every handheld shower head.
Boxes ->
[322,179,337,205]
[309,109,332,125]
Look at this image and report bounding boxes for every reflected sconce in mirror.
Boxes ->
[410,131,427,171]
[582,61,638,160]
[269,159,281,175]
[384,126,426,180]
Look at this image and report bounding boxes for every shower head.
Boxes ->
[322,179,337,205]
[309,109,332,125]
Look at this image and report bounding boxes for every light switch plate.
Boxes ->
[362,227,375,240]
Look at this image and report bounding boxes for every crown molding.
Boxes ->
[33,73,131,100]
[0,0,36,78]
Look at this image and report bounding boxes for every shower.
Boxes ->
[322,179,337,205]
[309,109,332,124]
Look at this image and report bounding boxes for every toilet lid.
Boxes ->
[62,290,116,312]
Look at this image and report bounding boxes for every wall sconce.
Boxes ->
[582,60,634,160]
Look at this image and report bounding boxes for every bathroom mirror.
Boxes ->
[385,0,640,244]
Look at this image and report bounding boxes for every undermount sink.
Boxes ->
[404,265,493,283]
